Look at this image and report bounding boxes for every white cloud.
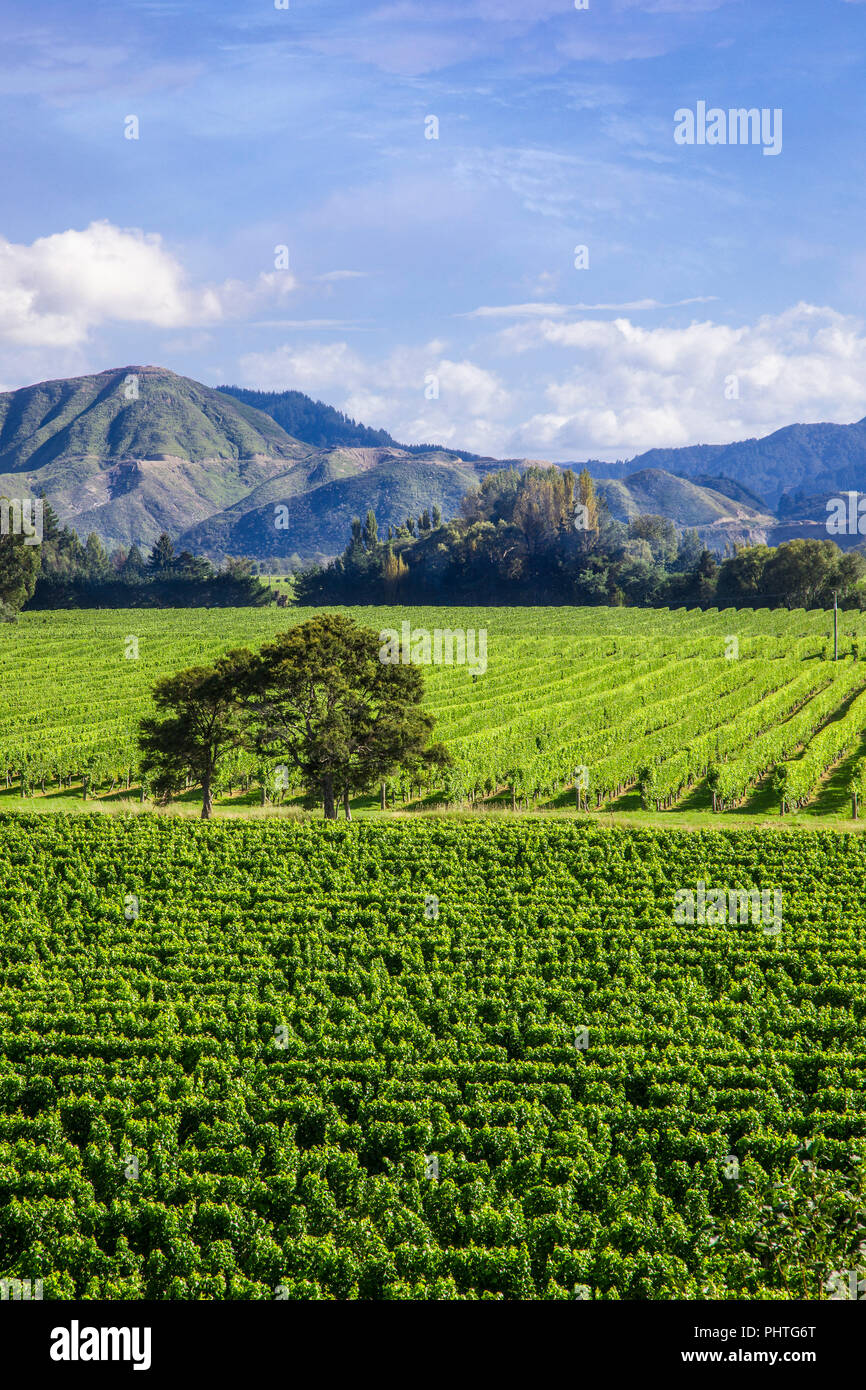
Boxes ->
[0,220,297,347]
[238,339,511,452]
[503,304,866,458]
[463,296,718,318]
[237,305,866,462]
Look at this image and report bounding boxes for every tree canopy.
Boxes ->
[138,615,450,820]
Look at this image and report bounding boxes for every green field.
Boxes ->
[3,605,866,821]
[1,813,864,1300]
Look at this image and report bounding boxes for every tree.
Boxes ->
[574,468,600,547]
[381,543,408,587]
[83,532,110,581]
[432,504,442,527]
[676,527,703,569]
[238,614,449,819]
[147,532,175,576]
[762,539,862,609]
[0,527,40,619]
[628,515,677,567]
[121,544,147,582]
[512,467,575,556]
[362,509,379,549]
[138,652,250,818]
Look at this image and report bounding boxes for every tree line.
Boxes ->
[0,498,269,613]
[295,467,866,610]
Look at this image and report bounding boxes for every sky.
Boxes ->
[1,0,865,461]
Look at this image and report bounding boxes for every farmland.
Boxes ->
[1,813,864,1300]
[3,605,866,819]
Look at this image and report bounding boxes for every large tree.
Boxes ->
[0,526,41,619]
[239,613,449,818]
[138,652,250,818]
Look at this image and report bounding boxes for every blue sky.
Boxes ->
[1,0,865,460]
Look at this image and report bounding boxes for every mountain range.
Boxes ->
[1,364,865,563]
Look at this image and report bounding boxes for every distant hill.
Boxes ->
[595,468,774,550]
[0,366,310,551]
[218,384,484,459]
[0,367,534,560]
[218,385,399,450]
[687,474,770,511]
[180,454,483,564]
[0,366,299,470]
[8,365,866,563]
[622,418,866,509]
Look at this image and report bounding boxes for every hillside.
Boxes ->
[595,468,775,549]
[622,417,866,509]
[179,453,483,564]
[0,366,300,470]
[0,366,311,551]
[218,384,399,450]
[6,364,866,562]
[0,367,537,559]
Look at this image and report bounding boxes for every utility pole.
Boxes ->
[834,589,838,662]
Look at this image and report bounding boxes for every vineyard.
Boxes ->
[2,606,866,817]
[0,814,864,1299]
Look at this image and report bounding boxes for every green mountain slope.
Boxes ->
[0,366,301,471]
[0,366,312,550]
[218,385,399,450]
[595,468,774,549]
[624,419,866,508]
[179,454,484,563]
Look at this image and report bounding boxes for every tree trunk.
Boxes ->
[322,774,337,820]
[853,793,859,820]
[343,787,352,821]
[381,781,386,810]
[82,775,89,801]
[202,773,213,820]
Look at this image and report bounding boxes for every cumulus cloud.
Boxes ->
[0,220,297,347]
[502,304,866,458]
[236,305,866,461]
[238,339,511,453]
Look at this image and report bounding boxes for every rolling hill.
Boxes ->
[5,365,866,562]
[618,417,866,510]
[0,367,528,559]
[594,468,774,550]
